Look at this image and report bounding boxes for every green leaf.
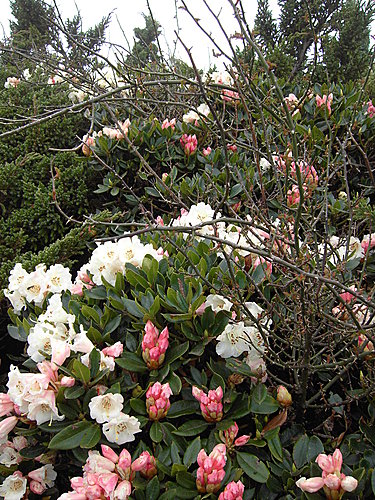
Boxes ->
[145,476,160,500]
[264,428,283,462]
[167,400,199,418]
[164,342,189,366]
[237,452,269,483]
[176,471,196,490]
[307,436,324,462]
[150,421,163,443]
[48,421,92,450]
[183,436,201,468]
[123,299,144,318]
[89,349,101,378]
[116,352,148,373]
[102,315,121,335]
[73,359,90,384]
[64,385,85,400]
[250,384,279,414]
[370,468,375,495]
[293,435,309,468]
[80,424,101,449]
[129,398,147,415]
[81,305,100,324]
[173,420,209,437]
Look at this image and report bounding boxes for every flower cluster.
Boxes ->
[142,320,169,369]
[367,100,375,118]
[180,133,198,155]
[4,76,20,88]
[58,445,156,499]
[75,235,162,287]
[296,448,358,499]
[196,444,227,494]
[183,103,210,124]
[219,422,250,449]
[219,480,245,500]
[192,386,223,422]
[4,263,72,312]
[0,465,56,499]
[316,93,333,114]
[89,393,141,445]
[146,382,172,420]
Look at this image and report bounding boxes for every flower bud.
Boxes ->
[277,386,292,407]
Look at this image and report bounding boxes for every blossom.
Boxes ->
[146,382,172,421]
[206,294,233,313]
[0,394,15,417]
[82,133,96,157]
[4,77,20,89]
[316,93,333,114]
[284,93,298,110]
[161,118,176,130]
[142,321,169,369]
[219,422,250,448]
[222,89,240,103]
[0,471,27,500]
[102,119,131,140]
[28,464,57,489]
[367,100,375,118]
[102,413,141,445]
[361,232,375,253]
[180,134,198,155]
[216,322,255,358]
[192,386,223,422]
[89,394,124,423]
[203,146,212,156]
[218,480,245,499]
[27,390,64,425]
[0,416,18,442]
[131,451,157,479]
[46,264,72,293]
[196,444,227,494]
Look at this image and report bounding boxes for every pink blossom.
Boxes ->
[0,394,15,417]
[142,321,169,370]
[296,476,325,493]
[146,382,172,421]
[227,144,237,152]
[61,376,75,387]
[196,444,227,494]
[117,449,132,475]
[131,451,157,479]
[284,93,298,110]
[361,233,375,253]
[339,285,356,304]
[70,283,84,296]
[156,216,164,226]
[287,184,307,206]
[192,386,223,423]
[218,480,245,499]
[367,100,375,118]
[113,480,132,499]
[51,342,71,369]
[341,476,358,492]
[0,416,18,440]
[316,93,333,115]
[30,480,46,495]
[101,445,119,463]
[276,386,292,407]
[219,422,249,448]
[162,118,176,130]
[222,89,240,103]
[180,134,198,156]
[203,147,212,157]
[102,342,123,358]
[316,449,342,474]
[97,473,119,495]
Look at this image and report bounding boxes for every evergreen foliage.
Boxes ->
[127,14,161,67]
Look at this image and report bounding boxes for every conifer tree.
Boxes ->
[127,14,161,67]
[254,0,277,50]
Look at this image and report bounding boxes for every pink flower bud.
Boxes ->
[234,435,250,447]
[131,451,157,479]
[52,342,71,369]
[118,449,132,472]
[97,473,119,495]
[0,416,18,439]
[146,382,172,420]
[114,480,132,499]
[203,147,212,157]
[61,376,75,387]
[0,394,15,417]
[332,449,343,472]
[324,473,341,490]
[70,283,84,296]
[37,360,58,381]
[218,480,245,500]
[102,342,123,358]
[192,386,223,423]
[29,480,46,495]
[340,475,358,492]
[296,476,325,493]
[101,445,119,464]
[142,322,169,369]
[196,444,227,494]
[180,134,198,156]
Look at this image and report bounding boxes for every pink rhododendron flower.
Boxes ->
[361,233,375,253]
[180,134,198,155]
[146,382,172,420]
[218,480,245,499]
[0,394,15,417]
[196,444,227,494]
[222,89,240,103]
[227,144,237,152]
[203,146,212,156]
[102,342,123,358]
[287,184,307,206]
[142,321,169,369]
[0,416,18,440]
[192,386,223,422]
[316,93,333,114]
[219,422,250,448]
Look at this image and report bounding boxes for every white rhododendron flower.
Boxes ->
[27,390,64,425]
[24,264,49,305]
[3,290,25,313]
[0,472,27,500]
[172,203,224,239]
[89,394,124,423]
[183,109,199,124]
[206,294,233,313]
[319,236,364,265]
[102,413,142,444]
[0,446,20,467]
[45,264,72,293]
[216,322,255,358]
[72,327,95,354]
[8,264,29,294]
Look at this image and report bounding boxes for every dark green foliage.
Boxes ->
[127,14,161,67]
[9,0,58,53]
[320,0,375,82]
[254,0,277,50]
